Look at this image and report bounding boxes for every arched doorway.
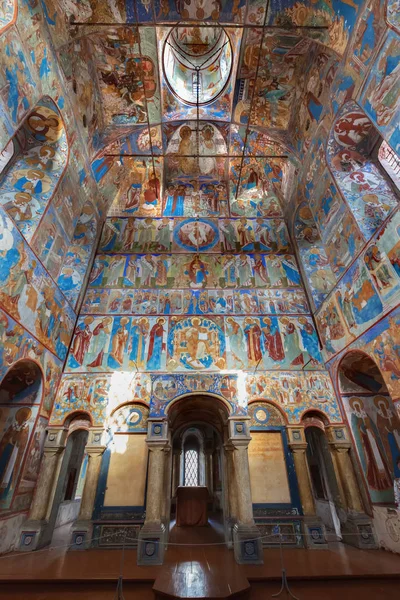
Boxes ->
[166,395,229,543]
[0,360,43,512]
[338,351,400,508]
[302,412,342,540]
[39,413,91,548]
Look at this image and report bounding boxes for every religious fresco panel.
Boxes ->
[342,394,400,504]
[317,209,400,360]
[360,30,400,153]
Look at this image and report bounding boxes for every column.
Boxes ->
[326,425,377,549]
[138,418,169,565]
[19,428,67,551]
[29,448,64,522]
[228,418,263,564]
[70,429,106,550]
[224,443,238,521]
[171,447,181,497]
[288,427,327,548]
[290,445,315,516]
[205,443,213,496]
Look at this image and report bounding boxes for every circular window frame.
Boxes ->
[162,22,233,108]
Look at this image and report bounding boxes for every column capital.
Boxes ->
[147,440,171,452]
[85,445,107,457]
[325,424,352,450]
[289,442,308,453]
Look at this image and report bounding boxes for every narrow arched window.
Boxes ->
[184,437,200,487]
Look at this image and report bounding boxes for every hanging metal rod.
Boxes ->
[103,153,289,158]
[235,0,270,199]
[70,22,329,30]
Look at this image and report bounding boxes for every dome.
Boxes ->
[163,24,232,106]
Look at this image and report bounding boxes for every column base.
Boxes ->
[137,522,166,565]
[19,520,52,551]
[301,516,328,549]
[232,523,264,564]
[69,520,94,550]
[341,514,378,549]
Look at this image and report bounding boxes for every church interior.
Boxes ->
[0,0,400,598]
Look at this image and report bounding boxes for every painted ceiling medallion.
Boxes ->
[163,23,232,106]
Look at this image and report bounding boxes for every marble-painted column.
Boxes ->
[205,444,213,497]
[70,428,106,550]
[224,443,238,521]
[228,417,263,564]
[326,425,377,549]
[287,426,327,548]
[138,418,169,565]
[171,447,181,497]
[290,445,315,516]
[19,427,68,551]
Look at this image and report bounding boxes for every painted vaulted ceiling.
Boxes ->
[41,0,366,208]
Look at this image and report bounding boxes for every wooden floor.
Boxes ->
[1,518,400,599]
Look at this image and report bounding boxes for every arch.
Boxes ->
[110,403,149,433]
[300,409,330,431]
[326,101,399,243]
[337,349,400,506]
[165,392,233,420]
[0,0,17,35]
[0,96,69,243]
[62,410,93,428]
[0,359,43,511]
[248,399,287,428]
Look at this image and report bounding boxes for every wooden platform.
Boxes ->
[1,520,400,599]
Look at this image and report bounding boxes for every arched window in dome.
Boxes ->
[327,101,399,243]
[163,24,232,106]
[0,0,17,34]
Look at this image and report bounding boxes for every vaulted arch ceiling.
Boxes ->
[43,0,364,209]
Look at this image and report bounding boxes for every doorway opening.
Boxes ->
[303,413,342,540]
[49,415,90,546]
[166,395,230,545]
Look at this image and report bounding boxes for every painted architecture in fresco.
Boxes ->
[0,0,400,561]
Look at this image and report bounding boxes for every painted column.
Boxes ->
[70,428,106,550]
[326,426,363,512]
[290,445,315,516]
[205,443,213,496]
[138,418,169,565]
[228,417,263,564]
[224,443,238,521]
[325,425,377,549]
[171,447,181,496]
[28,448,64,522]
[287,426,327,548]
[19,427,68,551]
[76,449,104,521]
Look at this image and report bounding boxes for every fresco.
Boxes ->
[327,102,398,241]
[111,403,149,433]
[88,252,302,290]
[342,394,400,504]
[98,217,291,254]
[81,287,309,316]
[0,211,75,359]
[0,98,68,241]
[0,0,16,31]
[360,30,400,152]
[0,27,38,128]
[65,312,322,373]
[294,201,337,309]
[51,369,340,428]
[317,210,400,360]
